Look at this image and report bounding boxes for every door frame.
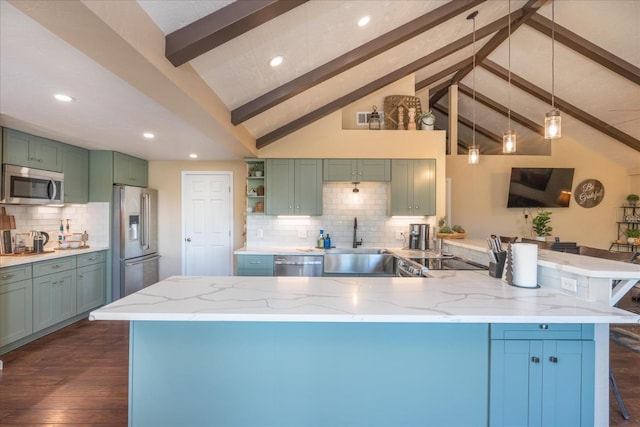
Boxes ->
[180,171,234,275]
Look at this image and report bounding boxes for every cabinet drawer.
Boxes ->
[0,264,32,284]
[238,255,274,274]
[33,257,77,277]
[490,323,594,340]
[77,251,106,268]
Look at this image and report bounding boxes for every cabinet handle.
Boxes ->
[52,265,61,269]
[531,356,540,363]
[249,261,262,265]
[88,257,97,261]
[539,324,549,330]
[549,356,558,363]
[1,274,15,280]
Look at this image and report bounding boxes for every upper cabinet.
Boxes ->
[323,159,390,182]
[389,159,436,216]
[113,152,148,187]
[266,159,323,216]
[3,128,63,172]
[62,144,89,204]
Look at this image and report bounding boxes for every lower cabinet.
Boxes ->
[237,255,274,276]
[33,258,77,332]
[76,252,106,313]
[0,265,33,347]
[490,323,595,427]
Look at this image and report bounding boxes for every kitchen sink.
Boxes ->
[323,248,395,275]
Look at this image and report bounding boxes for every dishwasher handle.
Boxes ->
[274,256,322,265]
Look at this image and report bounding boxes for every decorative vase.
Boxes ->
[255,171,263,177]
[535,236,546,242]
[407,108,416,130]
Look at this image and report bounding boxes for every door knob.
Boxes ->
[185,237,192,242]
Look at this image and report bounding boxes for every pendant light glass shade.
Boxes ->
[468,146,480,164]
[544,0,561,139]
[503,130,517,153]
[545,109,561,139]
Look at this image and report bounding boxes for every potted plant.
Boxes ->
[532,211,553,240]
[417,110,435,130]
[249,163,263,177]
[626,228,640,245]
[626,194,639,206]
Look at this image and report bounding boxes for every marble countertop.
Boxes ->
[0,246,109,268]
[90,272,640,324]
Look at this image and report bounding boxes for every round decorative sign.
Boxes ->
[574,179,605,208]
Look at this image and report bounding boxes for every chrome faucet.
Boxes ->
[353,217,363,248]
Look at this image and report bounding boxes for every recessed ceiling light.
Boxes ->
[54,93,74,102]
[189,153,198,159]
[143,132,155,139]
[269,56,283,67]
[357,16,370,27]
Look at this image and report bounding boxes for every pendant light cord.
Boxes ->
[551,0,555,109]
[507,0,512,128]
[472,14,476,147]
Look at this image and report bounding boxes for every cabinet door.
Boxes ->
[77,262,105,313]
[3,128,31,167]
[30,135,63,172]
[33,271,77,332]
[0,279,33,346]
[389,159,413,215]
[323,159,357,181]
[266,159,295,215]
[412,159,436,216]
[357,159,390,182]
[294,159,323,215]
[237,255,274,276]
[62,144,89,203]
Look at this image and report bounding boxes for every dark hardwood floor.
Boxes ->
[0,318,638,426]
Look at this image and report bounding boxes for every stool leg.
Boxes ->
[610,368,630,420]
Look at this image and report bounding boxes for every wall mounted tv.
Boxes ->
[507,168,575,208]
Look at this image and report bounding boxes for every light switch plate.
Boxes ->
[395,232,404,240]
[561,277,577,292]
[257,229,263,239]
[298,230,307,238]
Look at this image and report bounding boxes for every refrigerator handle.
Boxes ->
[142,193,151,250]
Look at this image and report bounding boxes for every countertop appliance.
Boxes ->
[2,164,64,205]
[408,223,429,250]
[112,185,160,299]
[274,255,323,276]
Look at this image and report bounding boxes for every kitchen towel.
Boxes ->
[505,243,538,288]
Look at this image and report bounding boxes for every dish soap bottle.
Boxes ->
[324,233,331,249]
[58,220,64,245]
[317,230,324,249]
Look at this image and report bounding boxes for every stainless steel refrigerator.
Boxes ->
[112,185,160,299]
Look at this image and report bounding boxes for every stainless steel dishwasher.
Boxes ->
[274,255,323,276]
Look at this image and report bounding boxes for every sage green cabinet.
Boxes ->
[389,159,436,216]
[2,128,63,172]
[62,144,89,204]
[113,151,148,187]
[236,255,274,276]
[266,159,323,215]
[76,252,106,313]
[0,265,33,347]
[323,159,390,182]
[32,257,77,332]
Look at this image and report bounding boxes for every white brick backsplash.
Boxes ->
[1,203,110,249]
[246,182,436,249]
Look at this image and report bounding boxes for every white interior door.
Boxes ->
[182,172,233,276]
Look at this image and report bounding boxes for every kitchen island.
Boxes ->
[91,272,639,427]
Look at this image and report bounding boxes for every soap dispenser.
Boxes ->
[324,233,331,249]
[317,230,324,249]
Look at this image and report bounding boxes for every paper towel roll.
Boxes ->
[511,243,538,288]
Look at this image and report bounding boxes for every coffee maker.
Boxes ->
[408,224,429,250]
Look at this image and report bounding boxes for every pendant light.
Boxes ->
[467,10,479,164]
[544,0,561,139]
[503,0,516,153]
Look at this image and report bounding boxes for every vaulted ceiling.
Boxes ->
[1,0,638,166]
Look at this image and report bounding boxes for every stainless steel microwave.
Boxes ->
[2,164,64,205]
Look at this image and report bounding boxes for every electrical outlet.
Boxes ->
[395,232,404,240]
[257,229,263,239]
[298,230,307,238]
[561,277,577,292]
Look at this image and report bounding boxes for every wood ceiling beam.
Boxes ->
[457,83,544,135]
[526,14,640,85]
[257,12,509,148]
[166,0,307,67]
[430,0,546,108]
[433,104,502,144]
[415,58,472,92]
[234,0,485,125]
[481,59,640,152]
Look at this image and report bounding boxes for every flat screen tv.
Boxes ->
[507,168,575,208]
